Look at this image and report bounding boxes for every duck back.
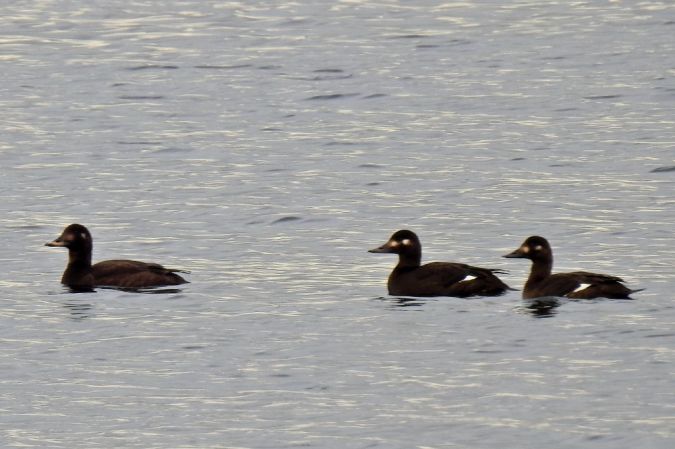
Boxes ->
[92,260,188,288]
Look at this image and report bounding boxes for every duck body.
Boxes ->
[504,235,639,299]
[91,260,188,289]
[386,262,510,297]
[46,224,188,290]
[369,230,510,298]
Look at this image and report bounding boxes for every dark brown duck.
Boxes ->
[46,224,189,290]
[369,230,511,297]
[504,235,640,299]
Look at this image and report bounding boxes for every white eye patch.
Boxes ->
[460,274,477,282]
[534,245,543,251]
[401,239,412,246]
[80,232,88,240]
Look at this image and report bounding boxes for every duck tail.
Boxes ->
[628,288,645,298]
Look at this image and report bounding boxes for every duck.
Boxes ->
[369,229,511,297]
[503,235,640,299]
[46,224,189,290]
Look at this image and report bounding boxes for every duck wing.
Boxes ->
[448,264,511,297]
[545,271,633,299]
[417,262,477,284]
[92,259,189,288]
[566,271,625,284]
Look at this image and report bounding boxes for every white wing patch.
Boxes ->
[573,283,592,293]
[460,274,477,282]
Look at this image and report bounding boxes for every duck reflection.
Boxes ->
[63,299,94,320]
[101,286,186,295]
[521,296,561,318]
[374,296,427,309]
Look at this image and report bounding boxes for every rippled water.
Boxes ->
[2,1,675,448]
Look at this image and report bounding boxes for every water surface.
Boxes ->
[2,1,675,448]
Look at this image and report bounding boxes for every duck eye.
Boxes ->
[401,239,411,246]
[534,245,543,251]
[80,232,88,240]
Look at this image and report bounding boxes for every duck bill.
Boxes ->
[368,242,395,253]
[45,236,66,247]
[503,247,526,258]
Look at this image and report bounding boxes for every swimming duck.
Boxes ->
[369,230,510,297]
[504,235,639,299]
[46,224,189,290]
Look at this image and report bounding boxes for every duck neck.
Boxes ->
[396,250,421,269]
[62,247,93,288]
[525,257,553,287]
[67,247,92,269]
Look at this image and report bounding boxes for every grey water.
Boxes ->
[2,1,675,448]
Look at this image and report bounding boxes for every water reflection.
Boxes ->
[67,286,95,293]
[374,296,426,309]
[99,286,186,295]
[519,297,562,318]
[62,300,94,320]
